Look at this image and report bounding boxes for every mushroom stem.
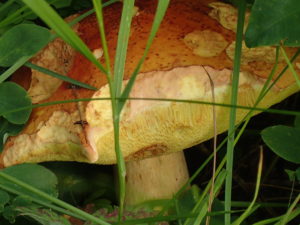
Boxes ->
[124,151,189,206]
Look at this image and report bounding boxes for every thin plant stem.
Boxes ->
[204,67,217,225]
[25,62,97,90]
[2,97,300,122]
[224,1,247,224]
[232,147,264,225]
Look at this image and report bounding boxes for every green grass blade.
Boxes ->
[278,194,300,225]
[280,46,300,88]
[183,170,226,225]
[0,183,86,221]
[0,171,110,225]
[224,1,247,224]
[102,0,136,219]
[113,0,135,97]
[0,4,29,27]
[252,207,300,225]
[119,0,170,113]
[22,0,107,75]
[0,1,116,84]
[0,56,30,83]
[232,148,263,225]
[0,0,14,15]
[69,0,119,27]
[25,62,97,90]
[92,0,111,76]
[2,97,300,121]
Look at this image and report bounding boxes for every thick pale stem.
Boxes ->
[125,151,189,206]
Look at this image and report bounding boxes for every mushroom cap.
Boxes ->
[1,0,299,166]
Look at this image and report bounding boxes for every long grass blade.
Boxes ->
[278,193,300,225]
[183,170,226,225]
[280,46,300,88]
[0,183,86,221]
[0,56,29,83]
[224,1,247,224]
[232,147,263,225]
[92,0,111,75]
[113,0,135,98]
[25,62,98,90]
[2,97,300,120]
[22,0,107,75]
[0,171,110,225]
[252,207,300,225]
[119,0,170,113]
[0,1,116,84]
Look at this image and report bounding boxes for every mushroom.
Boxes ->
[1,0,300,208]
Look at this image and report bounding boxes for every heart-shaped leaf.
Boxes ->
[261,125,300,164]
[0,24,51,67]
[0,82,32,124]
[245,0,300,47]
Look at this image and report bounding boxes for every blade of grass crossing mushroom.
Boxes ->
[232,147,264,225]
[224,1,247,224]
[113,0,135,98]
[69,0,119,27]
[233,47,281,144]
[92,0,112,75]
[92,0,133,220]
[235,48,300,147]
[22,0,107,75]
[0,171,110,225]
[25,62,98,91]
[2,97,300,123]
[280,46,300,88]
[108,1,136,219]
[119,0,170,113]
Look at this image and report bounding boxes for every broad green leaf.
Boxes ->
[0,24,51,67]
[0,82,31,124]
[245,0,300,47]
[0,164,58,200]
[0,117,24,152]
[261,125,300,164]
